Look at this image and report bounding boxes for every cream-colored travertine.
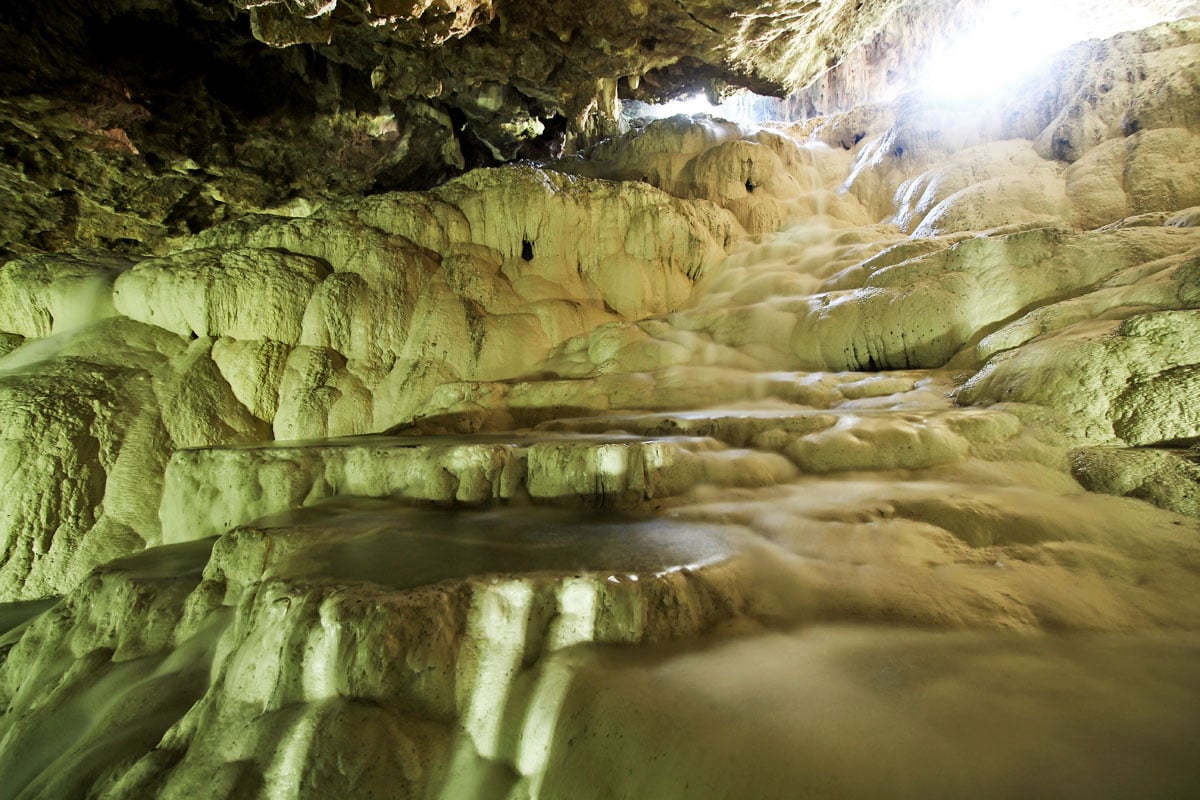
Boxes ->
[2,16,1200,800]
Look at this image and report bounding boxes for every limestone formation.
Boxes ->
[2,5,1200,800]
[0,161,742,599]
[0,505,751,798]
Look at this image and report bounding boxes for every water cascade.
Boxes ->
[1,4,1199,799]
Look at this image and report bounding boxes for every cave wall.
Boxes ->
[0,3,1199,798]
[0,8,1195,600]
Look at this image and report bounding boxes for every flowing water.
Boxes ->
[2,124,1199,799]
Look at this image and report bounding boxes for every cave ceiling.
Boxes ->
[2,0,1196,260]
[0,0,914,258]
[5,0,906,161]
[233,0,897,123]
[2,0,1200,791]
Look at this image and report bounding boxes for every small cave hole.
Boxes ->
[893,146,904,158]
[521,239,534,261]
[745,179,757,193]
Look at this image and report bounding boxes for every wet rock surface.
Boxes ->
[1,11,1200,800]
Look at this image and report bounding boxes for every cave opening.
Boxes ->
[0,1,1199,798]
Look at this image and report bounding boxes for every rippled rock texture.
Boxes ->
[1,11,1200,800]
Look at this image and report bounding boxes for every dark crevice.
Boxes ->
[515,113,568,161]
[447,105,501,173]
[86,14,309,118]
[673,0,721,34]
[1134,437,1200,451]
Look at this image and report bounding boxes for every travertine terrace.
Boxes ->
[1,2,1199,798]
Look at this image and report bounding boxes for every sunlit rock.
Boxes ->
[560,117,871,232]
[2,6,1200,798]
[965,243,1200,364]
[0,251,129,339]
[0,159,747,597]
[892,140,1071,236]
[165,164,734,433]
[960,307,1200,445]
[0,318,271,599]
[820,18,1200,226]
[1029,18,1200,161]
[0,502,751,798]
[1066,128,1200,229]
[113,248,331,343]
[654,224,1195,372]
[158,432,796,544]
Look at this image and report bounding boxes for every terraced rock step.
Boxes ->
[161,405,1049,548]
[160,432,795,544]
[534,408,842,446]
[536,406,1036,473]
[3,16,1200,799]
[0,501,751,800]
